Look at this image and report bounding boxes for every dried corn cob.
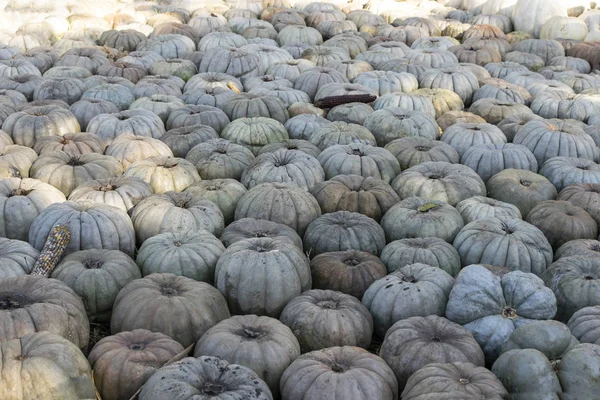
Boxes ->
[314,94,377,109]
[31,225,71,277]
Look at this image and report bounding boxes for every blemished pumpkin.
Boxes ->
[111,273,230,347]
[280,346,398,400]
[214,237,311,317]
[193,315,300,398]
[88,329,185,400]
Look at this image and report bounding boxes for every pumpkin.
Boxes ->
[363,107,440,147]
[353,70,418,96]
[391,161,486,206]
[131,192,224,243]
[280,346,398,400]
[446,265,557,362]
[0,332,96,400]
[30,151,124,197]
[325,102,374,126]
[558,183,600,226]
[158,124,219,158]
[214,237,311,317]
[568,306,600,345]
[455,196,522,223]
[29,200,136,257]
[363,263,455,338]
[303,210,386,257]
[111,273,230,347]
[194,315,300,397]
[461,143,538,183]
[50,249,141,323]
[542,256,600,322]
[284,114,330,140]
[379,315,485,389]
[499,319,578,357]
[88,329,184,400]
[166,105,230,133]
[309,174,399,221]
[555,239,600,260]
[373,92,436,118]
[0,145,34,179]
[531,91,600,122]
[468,98,533,125]
[280,289,373,352]
[540,156,600,193]
[441,122,507,159]
[258,139,321,158]
[223,93,289,124]
[220,217,303,249]
[402,361,508,399]
[234,182,321,236]
[183,179,247,224]
[140,356,272,400]
[0,237,39,279]
[380,237,461,277]
[99,29,147,52]
[33,132,106,156]
[185,138,255,180]
[67,176,153,213]
[2,105,80,148]
[487,168,558,217]
[384,137,459,170]
[0,275,89,348]
[136,230,224,282]
[132,75,184,99]
[123,156,200,194]
[32,77,87,105]
[86,109,165,144]
[527,200,598,250]
[221,116,289,156]
[381,197,464,243]
[294,66,349,101]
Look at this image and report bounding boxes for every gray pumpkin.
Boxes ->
[136,230,225,283]
[221,117,289,156]
[540,156,600,192]
[542,256,600,322]
[568,306,600,345]
[87,109,165,144]
[220,217,303,249]
[558,183,600,226]
[391,161,486,206]
[223,93,289,124]
[446,265,557,363]
[214,238,311,317]
[486,168,557,217]
[185,138,255,181]
[280,346,398,400]
[379,315,485,389]
[194,315,300,398]
[441,122,507,158]
[455,196,522,223]
[363,107,440,147]
[303,211,386,257]
[461,143,538,183]
[384,136,459,170]
[555,239,600,260]
[309,120,376,150]
[526,200,598,250]
[139,356,273,400]
[363,263,455,337]
[67,176,153,214]
[158,125,220,158]
[111,273,230,347]
[380,237,461,276]
[0,237,39,279]
[500,320,579,357]
[183,179,247,224]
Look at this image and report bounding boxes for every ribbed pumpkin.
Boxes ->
[540,156,600,193]
[220,218,303,249]
[455,196,523,223]
[214,237,311,317]
[123,156,200,194]
[220,117,289,156]
[363,107,440,147]
[309,120,376,150]
[558,183,600,226]
[67,176,153,214]
[461,143,538,183]
[385,137,459,170]
[380,237,462,277]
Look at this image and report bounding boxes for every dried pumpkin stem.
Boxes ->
[31,225,71,277]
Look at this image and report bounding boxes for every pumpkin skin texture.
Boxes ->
[363,263,455,338]
[220,218,303,249]
[29,200,136,257]
[33,132,106,156]
[234,182,321,236]
[391,161,486,206]
[401,362,508,400]
[29,151,124,197]
[193,315,300,398]
[51,249,141,323]
[500,320,579,358]
[381,197,465,243]
[540,156,600,193]
[542,256,600,323]
[0,331,96,400]
[303,211,386,257]
[0,276,89,348]
[558,183,600,226]
[460,143,538,183]
[139,356,273,400]
[486,169,558,218]
[455,196,522,223]
[446,265,557,363]
[186,138,255,181]
[241,149,325,190]
[526,200,598,250]
[159,124,219,158]
[309,175,399,221]
[67,176,153,214]
[279,346,398,400]
[88,329,185,400]
[309,120,376,150]
[380,237,461,276]
[379,315,485,390]
[441,122,507,158]
[384,136,460,170]
[136,230,225,283]
[492,343,600,400]
[111,273,230,348]
[363,108,440,147]
[0,177,66,241]
[280,289,373,352]
[555,239,600,260]
[131,192,224,244]
[452,217,553,275]
[568,306,600,345]
[123,156,201,194]
[221,117,290,156]
[214,238,311,318]
[105,135,174,170]
[309,251,387,300]
[0,237,39,279]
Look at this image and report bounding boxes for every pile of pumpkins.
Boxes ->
[2,0,600,398]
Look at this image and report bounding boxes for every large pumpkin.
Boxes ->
[214,237,311,317]
[111,273,230,347]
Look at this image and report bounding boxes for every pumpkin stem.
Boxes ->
[501,306,518,319]
[31,225,71,277]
